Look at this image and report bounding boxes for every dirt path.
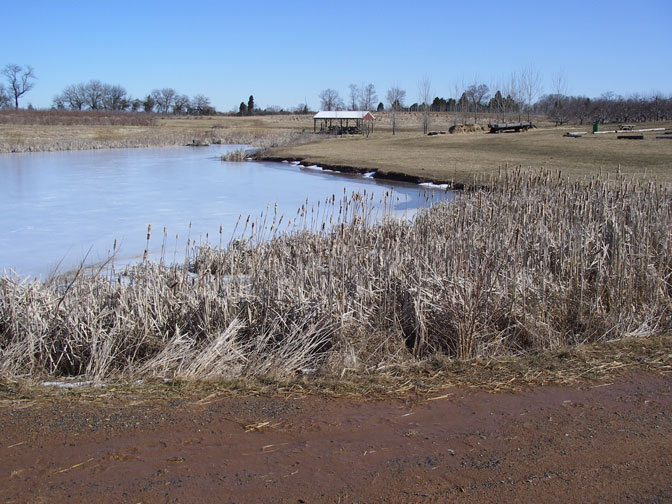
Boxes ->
[1,372,671,503]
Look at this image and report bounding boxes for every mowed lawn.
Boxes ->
[271,120,672,186]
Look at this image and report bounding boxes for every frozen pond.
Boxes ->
[0,145,453,278]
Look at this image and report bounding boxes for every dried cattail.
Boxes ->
[0,169,670,381]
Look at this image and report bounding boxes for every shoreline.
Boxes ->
[1,135,471,191]
[260,155,472,190]
[0,133,256,154]
[0,137,199,153]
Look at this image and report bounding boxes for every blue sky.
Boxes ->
[2,0,671,111]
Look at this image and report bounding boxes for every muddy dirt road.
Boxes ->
[1,372,671,503]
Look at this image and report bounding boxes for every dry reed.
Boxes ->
[221,149,250,162]
[0,121,316,153]
[0,169,670,382]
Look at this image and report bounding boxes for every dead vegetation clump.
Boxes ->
[0,169,670,383]
[221,149,249,162]
[220,130,318,158]
[448,123,488,134]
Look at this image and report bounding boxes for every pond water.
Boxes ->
[0,145,453,278]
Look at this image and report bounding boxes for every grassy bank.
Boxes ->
[0,111,316,152]
[270,117,672,187]
[1,170,670,382]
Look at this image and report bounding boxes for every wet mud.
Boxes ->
[1,372,671,503]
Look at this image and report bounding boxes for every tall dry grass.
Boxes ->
[0,109,158,126]
[0,129,316,154]
[0,109,319,153]
[0,169,670,382]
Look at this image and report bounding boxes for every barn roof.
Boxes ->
[314,111,375,120]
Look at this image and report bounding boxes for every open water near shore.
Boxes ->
[0,145,453,278]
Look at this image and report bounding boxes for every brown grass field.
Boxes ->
[270,114,672,186]
[0,111,315,152]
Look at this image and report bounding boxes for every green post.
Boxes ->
[593,122,600,133]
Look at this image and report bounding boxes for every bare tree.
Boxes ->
[551,70,568,97]
[319,88,343,111]
[465,83,490,113]
[294,101,309,114]
[0,85,11,109]
[503,71,523,116]
[103,85,129,110]
[56,83,86,110]
[173,94,190,115]
[359,83,377,111]
[2,64,36,109]
[520,65,543,121]
[151,88,177,113]
[53,83,84,110]
[83,80,105,110]
[453,75,467,121]
[348,84,360,110]
[53,81,129,111]
[548,70,569,125]
[418,76,432,134]
[386,85,406,135]
[191,94,215,115]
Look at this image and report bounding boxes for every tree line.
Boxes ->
[3,62,671,124]
[318,83,379,112]
[536,93,672,125]
[319,81,530,118]
[0,64,218,115]
[319,75,672,127]
[52,81,216,115]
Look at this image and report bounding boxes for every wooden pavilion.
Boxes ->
[313,111,375,134]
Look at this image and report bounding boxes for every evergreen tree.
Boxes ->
[247,95,254,115]
[239,102,247,115]
[432,97,448,112]
[143,94,155,113]
[457,92,470,111]
[488,90,504,112]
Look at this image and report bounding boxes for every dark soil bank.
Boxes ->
[1,372,671,503]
